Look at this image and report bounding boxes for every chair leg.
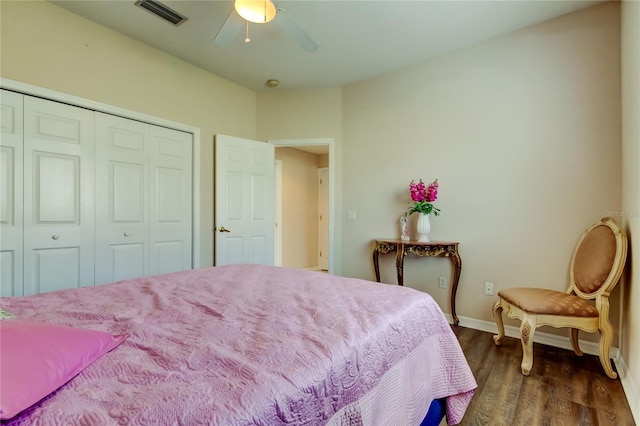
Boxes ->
[599,318,617,379]
[520,317,536,376]
[492,300,505,345]
[570,328,583,356]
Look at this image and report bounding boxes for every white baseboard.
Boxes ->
[613,353,640,424]
[446,314,639,424]
[304,266,321,271]
[447,314,618,358]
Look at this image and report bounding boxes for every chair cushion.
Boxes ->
[498,288,598,317]
[573,224,616,294]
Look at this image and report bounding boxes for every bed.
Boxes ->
[0,264,476,425]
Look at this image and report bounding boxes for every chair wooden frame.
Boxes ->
[492,217,628,379]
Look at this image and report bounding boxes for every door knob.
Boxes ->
[218,226,231,233]
[52,235,60,240]
[124,232,130,237]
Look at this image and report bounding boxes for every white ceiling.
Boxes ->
[51,0,604,93]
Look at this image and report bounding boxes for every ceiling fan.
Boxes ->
[214,0,319,52]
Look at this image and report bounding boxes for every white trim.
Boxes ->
[304,266,321,271]
[0,78,202,268]
[448,314,620,359]
[268,138,335,275]
[274,159,283,267]
[318,167,329,271]
[615,274,638,423]
[614,354,640,424]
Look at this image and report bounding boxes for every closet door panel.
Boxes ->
[95,112,149,285]
[110,243,145,282]
[23,96,94,295]
[149,127,192,275]
[112,162,145,222]
[0,251,17,297]
[35,152,79,222]
[0,90,24,296]
[32,247,81,294]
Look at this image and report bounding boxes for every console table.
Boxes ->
[372,239,462,325]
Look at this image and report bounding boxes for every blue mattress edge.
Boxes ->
[419,398,446,426]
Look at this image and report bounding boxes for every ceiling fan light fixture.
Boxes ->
[234,0,276,24]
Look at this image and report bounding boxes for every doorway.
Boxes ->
[269,138,334,274]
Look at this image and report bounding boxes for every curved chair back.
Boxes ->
[569,217,627,299]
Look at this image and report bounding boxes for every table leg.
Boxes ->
[395,245,405,286]
[450,250,462,326]
[372,246,381,282]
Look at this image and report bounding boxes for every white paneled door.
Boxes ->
[215,135,274,266]
[0,90,24,296]
[95,113,148,284]
[1,84,196,296]
[95,113,192,285]
[22,96,95,295]
[148,122,192,276]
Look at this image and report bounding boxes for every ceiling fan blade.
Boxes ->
[214,9,244,45]
[274,8,318,53]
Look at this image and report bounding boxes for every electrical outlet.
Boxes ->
[439,276,447,289]
[484,282,494,296]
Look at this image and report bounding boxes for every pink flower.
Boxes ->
[426,180,439,202]
[409,182,421,201]
[408,179,441,216]
[409,180,430,202]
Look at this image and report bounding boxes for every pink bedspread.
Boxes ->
[0,265,476,425]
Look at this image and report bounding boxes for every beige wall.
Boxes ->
[318,153,329,168]
[274,147,320,269]
[341,3,622,332]
[257,89,342,141]
[0,0,257,267]
[621,0,640,417]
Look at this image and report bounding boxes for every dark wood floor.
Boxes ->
[452,326,636,426]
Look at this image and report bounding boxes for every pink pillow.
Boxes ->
[0,320,126,420]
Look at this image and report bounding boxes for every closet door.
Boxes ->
[0,90,24,296]
[23,96,95,295]
[95,113,192,284]
[94,113,149,285]
[149,125,192,275]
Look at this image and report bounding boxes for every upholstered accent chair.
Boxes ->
[492,217,628,379]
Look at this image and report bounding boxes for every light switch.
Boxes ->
[347,211,356,221]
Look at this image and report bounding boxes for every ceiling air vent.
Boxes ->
[135,0,187,26]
